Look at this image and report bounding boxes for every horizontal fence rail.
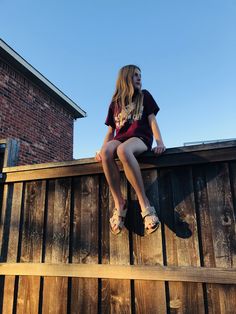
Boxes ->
[0,263,236,284]
[2,140,236,182]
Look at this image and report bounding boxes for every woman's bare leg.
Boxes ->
[116,137,150,212]
[101,140,126,211]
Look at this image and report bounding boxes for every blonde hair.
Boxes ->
[111,65,144,120]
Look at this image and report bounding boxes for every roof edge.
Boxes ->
[0,38,86,119]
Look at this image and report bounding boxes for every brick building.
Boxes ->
[0,39,86,166]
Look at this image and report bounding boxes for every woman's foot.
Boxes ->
[110,203,127,235]
[141,206,160,235]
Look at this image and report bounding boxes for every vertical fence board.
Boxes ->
[192,164,221,314]
[206,163,235,267]
[229,161,236,217]
[0,183,23,314]
[0,177,4,222]
[204,163,236,313]
[0,184,10,314]
[71,176,99,313]
[43,178,71,314]
[100,175,111,313]
[109,174,131,313]
[16,180,46,313]
[158,168,176,313]
[132,169,166,313]
[165,167,204,314]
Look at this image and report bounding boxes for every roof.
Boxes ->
[0,38,86,119]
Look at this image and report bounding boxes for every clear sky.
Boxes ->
[1,0,236,159]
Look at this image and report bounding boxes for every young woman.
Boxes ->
[95,65,166,235]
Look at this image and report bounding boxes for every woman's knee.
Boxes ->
[117,144,131,163]
[101,143,116,161]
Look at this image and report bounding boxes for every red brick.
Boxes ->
[0,57,74,165]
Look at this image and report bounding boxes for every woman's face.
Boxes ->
[132,68,142,90]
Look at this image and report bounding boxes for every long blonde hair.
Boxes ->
[111,65,144,119]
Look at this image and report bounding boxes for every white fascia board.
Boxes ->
[0,39,86,119]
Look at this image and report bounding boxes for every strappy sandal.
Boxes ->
[141,206,160,235]
[110,205,128,235]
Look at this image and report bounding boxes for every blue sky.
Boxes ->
[1,0,236,158]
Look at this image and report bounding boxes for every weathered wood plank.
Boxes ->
[206,163,236,267]
[0,185,14,262]
[0,183,23,314]
[0,184,9,314]
[0,144,236,313]
[0,152,4,171]
[229,161,236,231]
[4,163,104,182]
[204,162,236,313]
[70,176,99,313]
[0,183,23,262]
[3,140,236,173]
[3,143,236,183]
[42,178,71,314]
[100,175,111,313]
[131,169,166,313]
[193,163,221,313]
[163,166,205,313]
[2,138,20,168]
[16,181,46,313]
[0,263,236,283]
[108,174,131,313]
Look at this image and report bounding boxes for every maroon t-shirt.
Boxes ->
[105,89,159,149]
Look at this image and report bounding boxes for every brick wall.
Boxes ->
[0,57,74,165]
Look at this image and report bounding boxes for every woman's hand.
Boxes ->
[152,143,166,155]
[95,150,102,162]
[148,115,166,156]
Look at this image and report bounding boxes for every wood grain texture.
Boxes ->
[2,140,236,174]
[0,184,9,314]
[3,142,236,183]
[70,176,99,314]
[162,166,205,314]
[0,263,236,283]
[42,178,71,314]
[0,183,23,314]
[100,175,111,313]
[204,163,236,313]
[0,150,236,313]
[132,169,166,314]
[3,138,20,168]
[108,174,131,313]
[16,180,46,313]
[193,163,221,314]
[229,161,236,215]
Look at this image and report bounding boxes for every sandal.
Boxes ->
[110,205,128,235]
[141,206,160,235]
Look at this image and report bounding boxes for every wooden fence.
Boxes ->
[0,141,236,313]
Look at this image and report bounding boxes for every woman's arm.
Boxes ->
[102,125,115,145]
[95,126,115,161]
[148,113,166,155]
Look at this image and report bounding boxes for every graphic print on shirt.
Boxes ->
[114,102,144,129]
